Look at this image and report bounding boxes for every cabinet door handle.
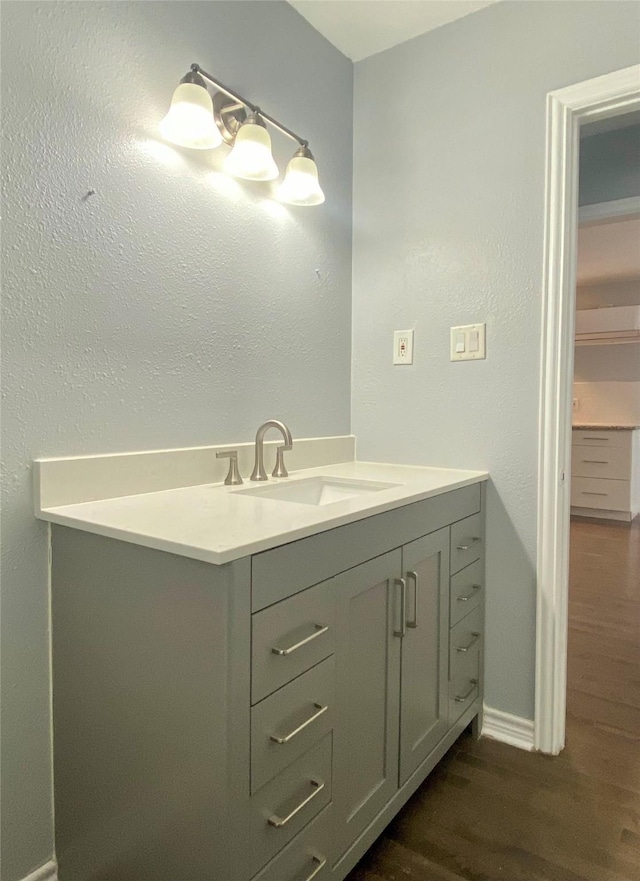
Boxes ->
[457,584,482,602]
[456,632,481,653]
[455,679,478,702]
[406,570,419,629]
[456,537,481,551]
[394,578,407,638]
[269,704,328,744]
[582,459,608,464]
[271,624,329,656]
[298,855,327,881]
[581,491,608,497]
[267,778,325,828]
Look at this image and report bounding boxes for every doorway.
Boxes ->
[536,65,640,755]
[567,117,640,754]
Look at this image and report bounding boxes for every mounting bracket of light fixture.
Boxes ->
[160,63,324,205]
[212,92,246,145]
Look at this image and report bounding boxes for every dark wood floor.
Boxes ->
[346,517,640,881]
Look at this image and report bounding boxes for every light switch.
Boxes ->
[450,324,486,361]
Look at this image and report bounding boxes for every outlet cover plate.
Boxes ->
[393,329,414,365]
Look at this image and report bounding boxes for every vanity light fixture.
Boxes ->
[160,64,324,206]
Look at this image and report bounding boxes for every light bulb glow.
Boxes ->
[225,121,278,181]
[160,83,221,150]
[278,154,325,206]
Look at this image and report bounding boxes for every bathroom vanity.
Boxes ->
[38,451,487,881]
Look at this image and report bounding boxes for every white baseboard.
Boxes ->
[20,860,58,881]
[482,705,535,752]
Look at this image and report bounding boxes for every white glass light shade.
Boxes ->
[160,83,222,150]
[278,154,325,206]
[224,120,278,181]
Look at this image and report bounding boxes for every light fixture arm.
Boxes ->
[190,63,308,147]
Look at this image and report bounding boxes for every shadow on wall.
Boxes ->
[483,480,537,722]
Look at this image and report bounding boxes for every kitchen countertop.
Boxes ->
[37,460,488,565]
[573,423,640,430]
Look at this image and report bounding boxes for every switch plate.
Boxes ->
[393,329,414,365]
[450,324,486,361]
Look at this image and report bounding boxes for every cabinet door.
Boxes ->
[399,528,450,785]
[333,550,402,861]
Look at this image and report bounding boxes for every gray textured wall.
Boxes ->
[0,3,352,878]
[352,0,640,720]
[579,123,640,206]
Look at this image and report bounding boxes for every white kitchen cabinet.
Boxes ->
[571,428,640,521]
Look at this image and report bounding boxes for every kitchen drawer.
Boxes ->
[252,657,335,793]
[449,605,482,725]
[450,513,483,575]
[572,445,631,480]
[570,476,631,512]
[246,735,332,877]
[572,429,632,451]
[449,559,483,628]
[252,579,335,704]
[251,806,332,881]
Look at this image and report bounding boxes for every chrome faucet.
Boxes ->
[250,420,293,482]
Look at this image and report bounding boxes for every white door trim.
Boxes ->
[535,64,640,755]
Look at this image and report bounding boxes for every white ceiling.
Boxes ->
[578,218,640,285]
[288,0,501,62]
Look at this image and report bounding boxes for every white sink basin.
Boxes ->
[234,476,400,506]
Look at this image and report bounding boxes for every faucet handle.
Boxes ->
[272,444,291,479]
[216,450,243,486]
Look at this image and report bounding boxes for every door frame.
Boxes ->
[535,64,640,755]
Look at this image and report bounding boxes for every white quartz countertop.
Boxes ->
[37,461,488,565]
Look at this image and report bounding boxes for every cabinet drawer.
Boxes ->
[252,657,335,793]
[449,559,483,628]
[572,429,632,451]
[570,477,631,512]
[252,580,335,704]
[572,445,631,480]
[247,735,332,877]
[251,806,332,881]
[450,513,483,574]
[251,484,482,610]
[449,605,482,725]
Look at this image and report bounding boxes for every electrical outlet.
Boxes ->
[393,329,414,365]
[572,398,579,410]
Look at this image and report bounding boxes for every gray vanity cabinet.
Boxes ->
[399,527,450,785]
[50,482,485,881]
[332,550,402,859]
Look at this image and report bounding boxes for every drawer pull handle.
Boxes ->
[269,703,328,744]
[455,679,478,702]
[300,855,327,881]
[583,436,609,441]
[406,570,419,629]
[271,624,329,656]
[582,491,608,497]
[457,584,482,602]
[456,632,481,653]
[582,459,608,464]
[456,537,481,551]
[267,778,325,828]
